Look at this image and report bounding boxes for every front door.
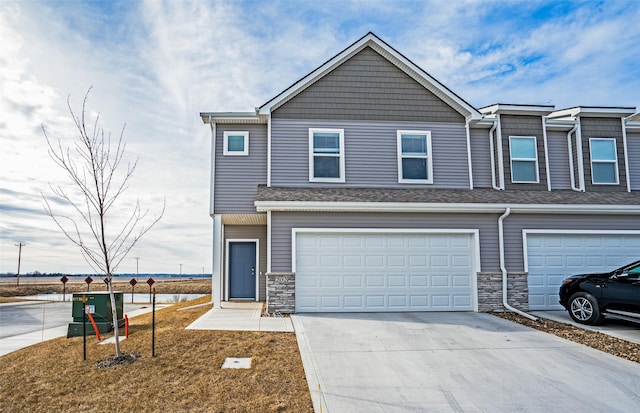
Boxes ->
[229,242,256,299]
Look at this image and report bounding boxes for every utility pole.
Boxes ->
[15,242,25,286]
[135,257,140,278]
[179,263,183,275]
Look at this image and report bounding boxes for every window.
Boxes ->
[509,136,539,183]
[589,138,619,185]
[397,130,432,183]
[223,131,249,156]
[309,128,345,182]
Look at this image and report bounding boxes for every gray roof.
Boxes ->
[629,113,640,121]
[256,185,640,206]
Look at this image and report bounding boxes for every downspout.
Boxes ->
[209,117,216,215]
[465,120,474,190]
[542,117,551,191]
[209,116,218,307]
[621,118,631,192]
[267,114,272,187]
[498,208,537,320]
[488,119,500,190]
[567,122,579,191]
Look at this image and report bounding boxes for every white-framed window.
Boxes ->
[589,138,619,185]
[309,128,345,182]
[397,130,432,183]
[223,131,249,156]
[509,136,539,183]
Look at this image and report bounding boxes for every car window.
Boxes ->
[628,265,640,276]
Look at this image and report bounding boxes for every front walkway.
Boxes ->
[186,301,294,332]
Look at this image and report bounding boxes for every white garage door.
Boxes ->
[295,232,476,312]
[526,233,640,310]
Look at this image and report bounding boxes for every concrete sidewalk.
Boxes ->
[186,301,294,332]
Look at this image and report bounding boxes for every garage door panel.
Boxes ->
[295,232,475,312]
[527,233,640,310]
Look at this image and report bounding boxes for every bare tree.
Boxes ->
[42,88,164,358]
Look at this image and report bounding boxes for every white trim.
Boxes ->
[223,131,249,156]
[496,114,505,189]
[566,122,579,191]
[308,128,345,183]
[267,115,272,187]
[266,211,272,273]
[488,119,499,190]
[589,137,619,185]
[576,117,585,190]
[549,106,636,119]
[396,130,433,184]
[542,118,551,191]
[212,215,223,309]
[521,229,640,272]
[209,120,216,215]
[255,200,640,214]
[509,136,540,184]
[622,118,631,192]
[465,121,474,189]
[291,227,481,312]
[225,239,260,301]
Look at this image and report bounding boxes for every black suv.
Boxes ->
[559,260,640,325]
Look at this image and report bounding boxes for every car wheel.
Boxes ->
[568,292,604,325]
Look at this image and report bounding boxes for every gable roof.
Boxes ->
[257,32,482,121]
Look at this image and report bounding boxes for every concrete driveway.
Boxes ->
[292,312,640,413]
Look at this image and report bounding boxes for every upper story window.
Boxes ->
[309,128,345,182]
[397,130,432,184]
[589,138,619,185]
[223,131,249,156]
[509,136,539,183]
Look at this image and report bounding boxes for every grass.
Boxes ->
[0,295,313,412]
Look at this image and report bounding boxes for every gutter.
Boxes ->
[498,208,537,320]
[566,122,579,191]
[488,119,500,190]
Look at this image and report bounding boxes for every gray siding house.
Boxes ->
[201,33,640,315]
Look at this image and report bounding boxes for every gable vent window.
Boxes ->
[223,131,249,156]
[589,138,619,185]
[397,130,432,183]
[509,136,539,183]
[309,128,345,182]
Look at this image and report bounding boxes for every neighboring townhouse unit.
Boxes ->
[201,33,640,315]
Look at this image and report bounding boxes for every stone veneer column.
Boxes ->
[476,272,529,312]
[266,272,295,314]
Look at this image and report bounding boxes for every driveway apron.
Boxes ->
[292,312,640,413]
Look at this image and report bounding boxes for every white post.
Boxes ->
[212,215,223,309]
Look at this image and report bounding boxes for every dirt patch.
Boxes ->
[493,312,640,364]
[96,352,142,368]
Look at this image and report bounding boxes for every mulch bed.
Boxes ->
[493,312,640,364]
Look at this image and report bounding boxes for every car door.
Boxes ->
[603,263,640,312]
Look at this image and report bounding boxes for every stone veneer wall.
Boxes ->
[477,272,529,312]
[266,272,295,314]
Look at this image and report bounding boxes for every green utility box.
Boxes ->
[67,291,124,338]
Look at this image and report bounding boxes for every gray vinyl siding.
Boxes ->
[272,47,464,123]
[214,124,267,214]
[500,115,547,190]
[629,132,640,190]
[223,225,267,301]
[270,212,500,273]
[469,127,492,188]
[503,214,640,271]
[546,130,571,190]
[580,117,627,192]
[271,119,470,188]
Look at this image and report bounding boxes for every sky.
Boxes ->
[1,0,639,275]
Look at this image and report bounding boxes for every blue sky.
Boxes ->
[1,0,638,274]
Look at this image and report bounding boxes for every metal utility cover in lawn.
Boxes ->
[221,357,251,369]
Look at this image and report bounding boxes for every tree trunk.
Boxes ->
[107,277,122,357]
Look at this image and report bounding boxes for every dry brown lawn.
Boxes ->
[0,295,313,413]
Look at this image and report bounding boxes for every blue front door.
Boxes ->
[229,242,256,299]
